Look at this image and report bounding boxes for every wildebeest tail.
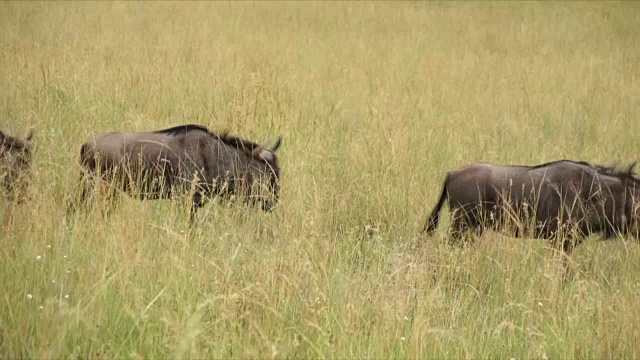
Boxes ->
[423,173,450,235]
[79,143,96,171]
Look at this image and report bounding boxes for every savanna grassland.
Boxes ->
[2,2,640,358]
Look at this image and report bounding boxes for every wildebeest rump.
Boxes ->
[74,124,282,219]
[424,160,640,253]
[0,129,33,200]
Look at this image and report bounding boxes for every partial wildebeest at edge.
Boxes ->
[0,129,34,201]
[71,124,282,220]
[424,160,640,255]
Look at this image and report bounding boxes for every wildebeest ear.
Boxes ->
[258,149,275,162]
[251,144,270,162]
[25,129,33,142]
[252,136,282,161]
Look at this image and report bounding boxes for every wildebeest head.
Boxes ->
[245,136,282,211]
[0,129,34,199]
[609,161,640,237]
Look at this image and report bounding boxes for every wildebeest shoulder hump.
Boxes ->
[216,133,263,154]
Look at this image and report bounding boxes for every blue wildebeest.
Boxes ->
[424,160,640,255]
[0,129,33,201]
[73,124,282,220]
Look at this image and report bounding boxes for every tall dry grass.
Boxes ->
[2,2,640,358]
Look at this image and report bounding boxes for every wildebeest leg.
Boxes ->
[449,216,466,244]
[557,230,585,282]
[78,177,92,208]
[2,167,28,202]
[66,171,95,215]
[559,236,576,282]
[79,172,97,206]
[94,179,120,219]
[2,171,15,200]
[189,192,204,224]
[69,144,100,214]
[449,208,483,247]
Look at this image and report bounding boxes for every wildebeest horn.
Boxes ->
[25,129,34,142]
[270,136,282,152]
[627,161,637,174]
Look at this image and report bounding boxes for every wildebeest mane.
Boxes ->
[595,161,638,180]
[216,133,263,154]
[525,159,637,180]
[155,124,263,156]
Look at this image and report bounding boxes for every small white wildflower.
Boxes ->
[63,255,68,259]
[39,305,44,310]
[52,280,56,285]
[538,302,543,307]
[26,294,33,300]
[36,255,42,261]
[315,297,321,304]
[400,336,406,341]
[47,245,52,250]
[403,316,409,321]
[64,294,70,300]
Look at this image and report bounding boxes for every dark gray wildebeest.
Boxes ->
[72,124,282,220]
[0,129,33,201]
[423,160,640,255]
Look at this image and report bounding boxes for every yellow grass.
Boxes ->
[2,1,640,358]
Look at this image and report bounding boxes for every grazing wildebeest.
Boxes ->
[424,160,640,255]
[0,129,34,200]
[73,124,282,220]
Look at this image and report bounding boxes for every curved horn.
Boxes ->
[25,129,34,142]
[270,136,282,152]
[628,161,638,174]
